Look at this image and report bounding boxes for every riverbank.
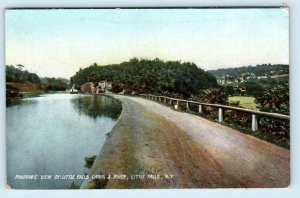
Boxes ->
[6,82,45,104]
[6,82,43,92]
[81,94,289,188]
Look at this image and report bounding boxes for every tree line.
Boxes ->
[6,65,40,84]
[70,58,218,98]
[6,65,69,91]
[208,64,289,78]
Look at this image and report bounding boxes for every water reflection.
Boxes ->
[71,95,122,119]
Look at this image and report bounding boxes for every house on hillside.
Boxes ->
[98,81,112,93]
[233,85,246,95]
[80,81,113,94]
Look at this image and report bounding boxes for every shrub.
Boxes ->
[224,110,251,128]
[255,83,289,115]
[189,88,228,105]
[188,88,228,120]
[87,178,109,189]
[68,181,80,189]
[84,155,97,169]
[255,83,290,147]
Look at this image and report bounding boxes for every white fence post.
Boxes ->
[146,95,287,133]
[199,105,203,114]
[175,100,179,110]
[252,114,258,131]
[218,108,223,123]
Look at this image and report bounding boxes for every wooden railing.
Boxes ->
[139,94,290,132]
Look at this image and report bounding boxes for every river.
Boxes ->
[6,93,122,189]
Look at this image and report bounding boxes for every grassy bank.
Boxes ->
[6,82,43,92]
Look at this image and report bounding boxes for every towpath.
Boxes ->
[82,95,289,188]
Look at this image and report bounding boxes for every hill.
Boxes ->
[70,58,218,97]
[6,65,69,94]
[208,64,288,83]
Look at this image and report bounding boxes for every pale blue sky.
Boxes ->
[5,8,289,78]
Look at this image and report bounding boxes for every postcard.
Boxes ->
[5,7,289,189]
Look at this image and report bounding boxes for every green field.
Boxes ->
[228,96,259,111]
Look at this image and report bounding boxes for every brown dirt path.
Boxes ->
[81,95,289,189]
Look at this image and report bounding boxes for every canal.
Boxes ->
[6,93,122,189]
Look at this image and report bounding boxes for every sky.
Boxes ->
[5,8,289,79]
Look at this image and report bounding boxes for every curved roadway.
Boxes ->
[82,95,289,188]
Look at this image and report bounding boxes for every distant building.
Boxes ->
[98,81,112,93]
[67,84,78,94]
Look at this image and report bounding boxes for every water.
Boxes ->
[6,93,122,189]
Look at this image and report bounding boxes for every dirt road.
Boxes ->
[81,95,289,188]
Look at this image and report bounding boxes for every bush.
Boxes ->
[255,83,289,115]
[258,117,290,144]
[224,110,251,128]
[188,88,228,120]
[87,178,109,189]
[68,181,80,189]
[255,83,290,147]
[84,155,97,169]
[241,81,265,97]
[189,88,228,105]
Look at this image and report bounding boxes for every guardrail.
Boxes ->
[140,94,290,132]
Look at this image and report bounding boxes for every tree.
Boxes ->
[17,64,25,70]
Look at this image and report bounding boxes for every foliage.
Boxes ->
[188,88,228,120]
[220,78,289,98]
[239,81,265,97]
[70,58,218,98]
[210,64,289,97]
[87,178,108,189]
[84,155,97,169]
[258,117,289,147]
[223,84,235,96]
[224,111,251,128]
[255,83,290,147]
[197,88,228,105]
[40,77,69,91]
[68,181,80,189]
[6,65,70,92]
[6,65,40,84]
[255,83,289,115]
